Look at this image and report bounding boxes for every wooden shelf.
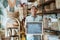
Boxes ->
[28,0,35,2]
[44,27,51,30]
[43,9,60,14]
[44,28,60,33]
[40,0,55,6]
[7,27,18,29]
[10,35,19,37]
[37,13,43,15]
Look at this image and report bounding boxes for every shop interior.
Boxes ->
[0,0,60,40]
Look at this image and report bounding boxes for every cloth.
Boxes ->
[25,15,42,22]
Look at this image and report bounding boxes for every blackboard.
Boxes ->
[26,22,42,34]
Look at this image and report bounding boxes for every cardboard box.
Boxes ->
[50,3,56,10]
[58,18,60,31]
[51,22,58,30]
[56,0,60,9]
[44,5,50,11]
[43,18,48,28]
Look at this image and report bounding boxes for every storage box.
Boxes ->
[37,0,42,4]
[50,3,56,10]
[43,35,48,40]
[43,18,48,28]
[44,5,50,11]
[44,34,59,40]
[37,7,42,13]
[51,22,58,30]
[58,18,60,31]
[48,35,59,40]
[56,0,60,9]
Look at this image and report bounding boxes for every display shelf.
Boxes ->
[37,13,42,14]
[7,27,18,29]
[28,0,35,2]
[40,0,55,7]
[10,35,19,37]
[43,9,60,14]
[44,28,60,33]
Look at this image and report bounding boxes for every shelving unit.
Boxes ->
[43,9,60,14]
[44,28,60,33]
[41,0,60,30]
[40,0,55,7]
[37,0,60,40]
[37,0,60,14]
[39,0,60,14]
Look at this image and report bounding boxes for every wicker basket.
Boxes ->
[6,18,20,28]
[7,12,19,18]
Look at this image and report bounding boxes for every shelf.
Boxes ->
[43,9,60,14]
[28,0,35,2]
[37,13,43,15]
[7,27,18,29]
[10,35,19,37]
[40,0,55,6]
[44,28,60,33]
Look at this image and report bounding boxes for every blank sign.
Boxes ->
[26,22,42,34]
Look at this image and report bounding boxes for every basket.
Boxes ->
[7,12,19,18]
[6,18,20,28]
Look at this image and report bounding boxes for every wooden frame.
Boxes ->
[25,21,43,35]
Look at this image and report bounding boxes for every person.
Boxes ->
[25,5,42,39]
[24,5,42,29]
[25,5,42,22]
